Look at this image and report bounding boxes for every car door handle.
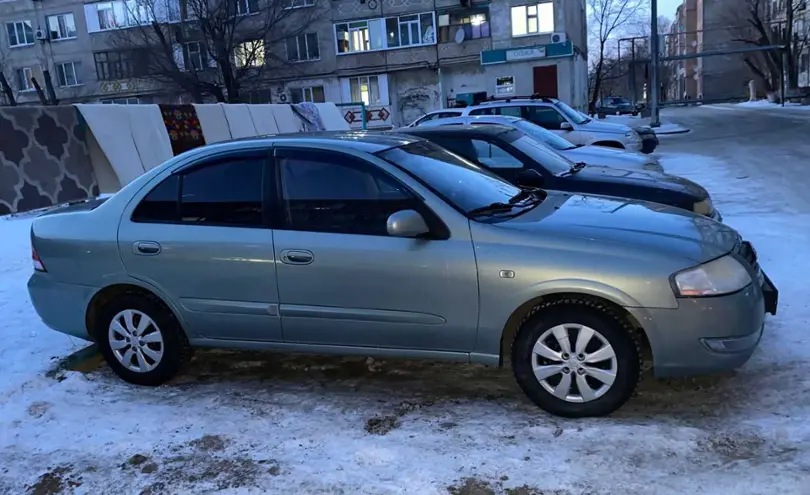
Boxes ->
[133,241,161,256]
[281,249,314,265]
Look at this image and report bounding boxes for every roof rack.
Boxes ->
[479,93,558,104]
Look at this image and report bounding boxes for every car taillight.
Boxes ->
[32,246,46,272]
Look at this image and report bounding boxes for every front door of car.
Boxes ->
[118,150,283,342]
[271,147,480,352]
[523,107,586,145]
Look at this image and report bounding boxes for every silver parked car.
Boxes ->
[28,132,777,417]
[411,115,664,173]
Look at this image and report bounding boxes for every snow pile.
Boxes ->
[598,114,691,135]
[706,100,810,111]
[1,151,810,493]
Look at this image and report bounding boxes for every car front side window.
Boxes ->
[131,155,266,228]
[279,153,418,236]
[524,107,568,130]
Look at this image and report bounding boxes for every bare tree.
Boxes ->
[587,0,647,111]
[108,0,315,103]
[729,0,810,94]
[0,46,17,106]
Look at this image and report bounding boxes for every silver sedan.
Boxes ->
[412,115,664,173]
[27,132,776,418]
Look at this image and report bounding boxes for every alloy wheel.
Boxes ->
[531,323,618,403]
[108,309,165,373]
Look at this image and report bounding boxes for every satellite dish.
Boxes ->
[454,28,465,44]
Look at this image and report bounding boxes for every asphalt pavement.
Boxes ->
[658,105,810,213]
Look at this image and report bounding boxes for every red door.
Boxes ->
[533,65,559,98]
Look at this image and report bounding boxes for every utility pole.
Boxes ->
[649,0,660,127]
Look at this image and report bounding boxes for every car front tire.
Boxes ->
[511,298,641,418]
[96,293,192,386]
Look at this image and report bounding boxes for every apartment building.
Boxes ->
[0,0,588,127]
[665,0,699,100]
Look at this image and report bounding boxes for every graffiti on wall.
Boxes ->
[396,86,440,127]
[0,107,98,215]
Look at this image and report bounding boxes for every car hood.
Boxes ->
[563,146,649,167]
[582,120,632,134]
[499,193,739,263]
[569,166,708,197]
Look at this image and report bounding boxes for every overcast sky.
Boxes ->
[657,0,682,22]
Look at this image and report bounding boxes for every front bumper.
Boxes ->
[627,250,776,378]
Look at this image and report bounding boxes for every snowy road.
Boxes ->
[2,109,810,494]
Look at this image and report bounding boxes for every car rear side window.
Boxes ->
[132,175,179,223]
[279,155,416,236]
[131,157,265,227]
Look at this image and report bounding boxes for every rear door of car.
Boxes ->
[270,145,480,352]
[117,148,283,342]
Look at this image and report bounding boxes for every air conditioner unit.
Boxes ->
[35,29,48,41]
[550,32,567,43]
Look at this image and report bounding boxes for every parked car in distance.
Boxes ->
[596,96,636,115]
[406,109,465,127]
[410,115,664,173]
[27,131,776,418]
[399,125,721,221]
[458,96,650,153]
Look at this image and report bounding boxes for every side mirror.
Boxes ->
[516,169,545,187]
[387,210,430,238]
[560,122,573,131]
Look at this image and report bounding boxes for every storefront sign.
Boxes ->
[506,47,546,62]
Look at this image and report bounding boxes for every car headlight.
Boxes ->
[672,255,752,297]
[624,131,640,141]
[693,197,713,216]
[643,162,664,172]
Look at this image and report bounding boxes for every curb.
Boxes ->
[655,128,691,135]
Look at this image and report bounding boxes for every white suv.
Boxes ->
[409,97,644,152]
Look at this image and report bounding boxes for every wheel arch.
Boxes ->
[497,291,652,368]
[85,280,187,342]
[590,140,626,149]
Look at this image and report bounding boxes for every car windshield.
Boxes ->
[377,141,523,215]
[512,119,577,151]
[610,97,631,105]
[502,130,576,175]
[554,101,589,124]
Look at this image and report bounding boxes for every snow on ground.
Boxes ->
[705,100,810,111]
[597,114,690,135]
[2,150,810,494]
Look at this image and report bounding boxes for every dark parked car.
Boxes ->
[596,96,636,115]
[399,125,720,221]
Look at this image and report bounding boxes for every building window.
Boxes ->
[94,51,146,80]
[287,33,320,62]
[438,8,490,43]
[511,3,554,37]
[101,97,144,104]
[16,67,35,91]
[56,62,81,87]
[290,86,325,103]
[235,40,265,67]
[350,75,381,105]
[233,0,259,16]
[84,1,155,33]
[185,41,204,70]
[47,14,77,41]
[385,13,435,48]
[284,0,314,8]
[335,13,435,54]
[6,21,35,47]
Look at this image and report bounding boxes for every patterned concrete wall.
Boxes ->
[0,107,99,215]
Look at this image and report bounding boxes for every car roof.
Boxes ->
[400,124,517,137]
[224,130,422,153]
[418,115,524,126]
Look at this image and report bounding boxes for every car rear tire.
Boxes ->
[511,298,641,418]
[96,293,192,386]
